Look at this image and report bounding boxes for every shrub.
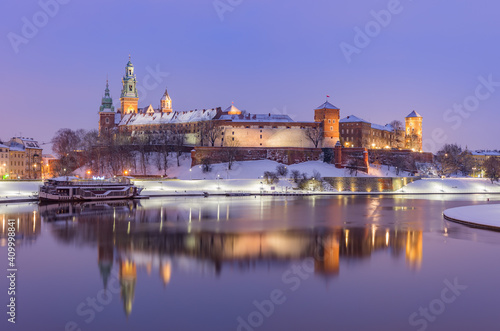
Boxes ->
[276,164,289,177]
[263,171,279,184]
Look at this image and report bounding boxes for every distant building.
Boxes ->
[0,137,43,179]
[98,57,422,151]
[339,111,422,151]
[0,143,10,179]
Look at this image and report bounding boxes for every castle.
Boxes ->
[99,58,423,151]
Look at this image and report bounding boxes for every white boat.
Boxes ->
[39,176,144,202]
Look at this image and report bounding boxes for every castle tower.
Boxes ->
[98,80,116,136]
[120,57,139,118]
[405,111,423,151]
[314,100,340,148]
[160,87,172,113]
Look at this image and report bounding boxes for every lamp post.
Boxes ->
[189,168,192,180]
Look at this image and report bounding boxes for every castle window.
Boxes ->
[105,118,109,124]
[273,126,277,129]
[330,126,333,131]
[328,120,331,123]
[286,126,291,129]
[232,137,234,141]
[246,126,250,128]
[260,143,262,146]
[260,135,262,139]
[260,130,262,133]
[259,126,263,129]
[232,132,234,135]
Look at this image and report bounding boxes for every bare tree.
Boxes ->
[276,164,288,177]
[436,144,462,176]
[223,138,240,170]
[205,121,223,147]
[305,126,324,148]
[389,120,404,149]
[51,128,82,175]
[172,132,185,167]
[484,156,500,183]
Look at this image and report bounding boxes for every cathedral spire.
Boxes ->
[100,80,114,112]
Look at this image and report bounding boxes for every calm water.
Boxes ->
[1,195,500,331]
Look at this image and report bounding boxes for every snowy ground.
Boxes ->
[1,158,500,202]
[0,181,41,202]
[444,204,500,230]
[396,178,500,194]
[74,154,401,180]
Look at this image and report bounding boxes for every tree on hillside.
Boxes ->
[305,126,324,148]
[223,138,240,170]
[276,164,288,177]
[484,157,500,183]
[436,144,462,176]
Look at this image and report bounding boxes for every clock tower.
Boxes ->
[120,56,139,118]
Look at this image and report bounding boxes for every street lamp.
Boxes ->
[189,168,192,180]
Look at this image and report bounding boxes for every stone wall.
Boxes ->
[323,176,420,193]
[191,147,322,166]
[368,149,434,164]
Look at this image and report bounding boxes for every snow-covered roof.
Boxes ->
[12,137,40,148]
[339,115,369,123]
[9,145,25,152]
[120,108,219,126]
[315,101,339,110]
[341,116,393,132]
[371,123,394,132]
[406,110,422,118]
[472,150,500,156]
[219,112,293,122]
[0,144,9,149]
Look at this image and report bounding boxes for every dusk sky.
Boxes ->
[2,0,500,153]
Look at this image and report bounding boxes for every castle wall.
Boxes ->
[191,147,322,166]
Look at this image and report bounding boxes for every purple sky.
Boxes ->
[2,0,500,153]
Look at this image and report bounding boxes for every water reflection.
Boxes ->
[0,203,40,247]
[35,199,424,317]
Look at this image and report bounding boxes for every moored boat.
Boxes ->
[39,176,143,202]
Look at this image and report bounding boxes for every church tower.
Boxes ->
[405,110,423,151]
[120,57,139,118]
[160,87,172,113]
[314,100,340,148]
[99,80,116,136]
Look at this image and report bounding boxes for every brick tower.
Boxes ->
[98,80,116,136]
[120,56,139,118]
[314,100,340,148]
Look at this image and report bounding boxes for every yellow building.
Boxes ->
[405,111,423,151]
[0,144,9,179]
[9,146,26,179]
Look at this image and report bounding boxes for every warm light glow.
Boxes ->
[87,170,91,175]
[124,170,129,175]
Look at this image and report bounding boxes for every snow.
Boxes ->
[371,123,394,132]
[0,181,41,202]
[396,178,500,194]
[339,115,369,123]
[315,101,339,110]
[218,113,293,122]
[443,204,500,229]
[119,108,219,126]
[406,110,422,118]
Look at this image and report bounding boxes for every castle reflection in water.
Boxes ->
[1,197,423,317]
